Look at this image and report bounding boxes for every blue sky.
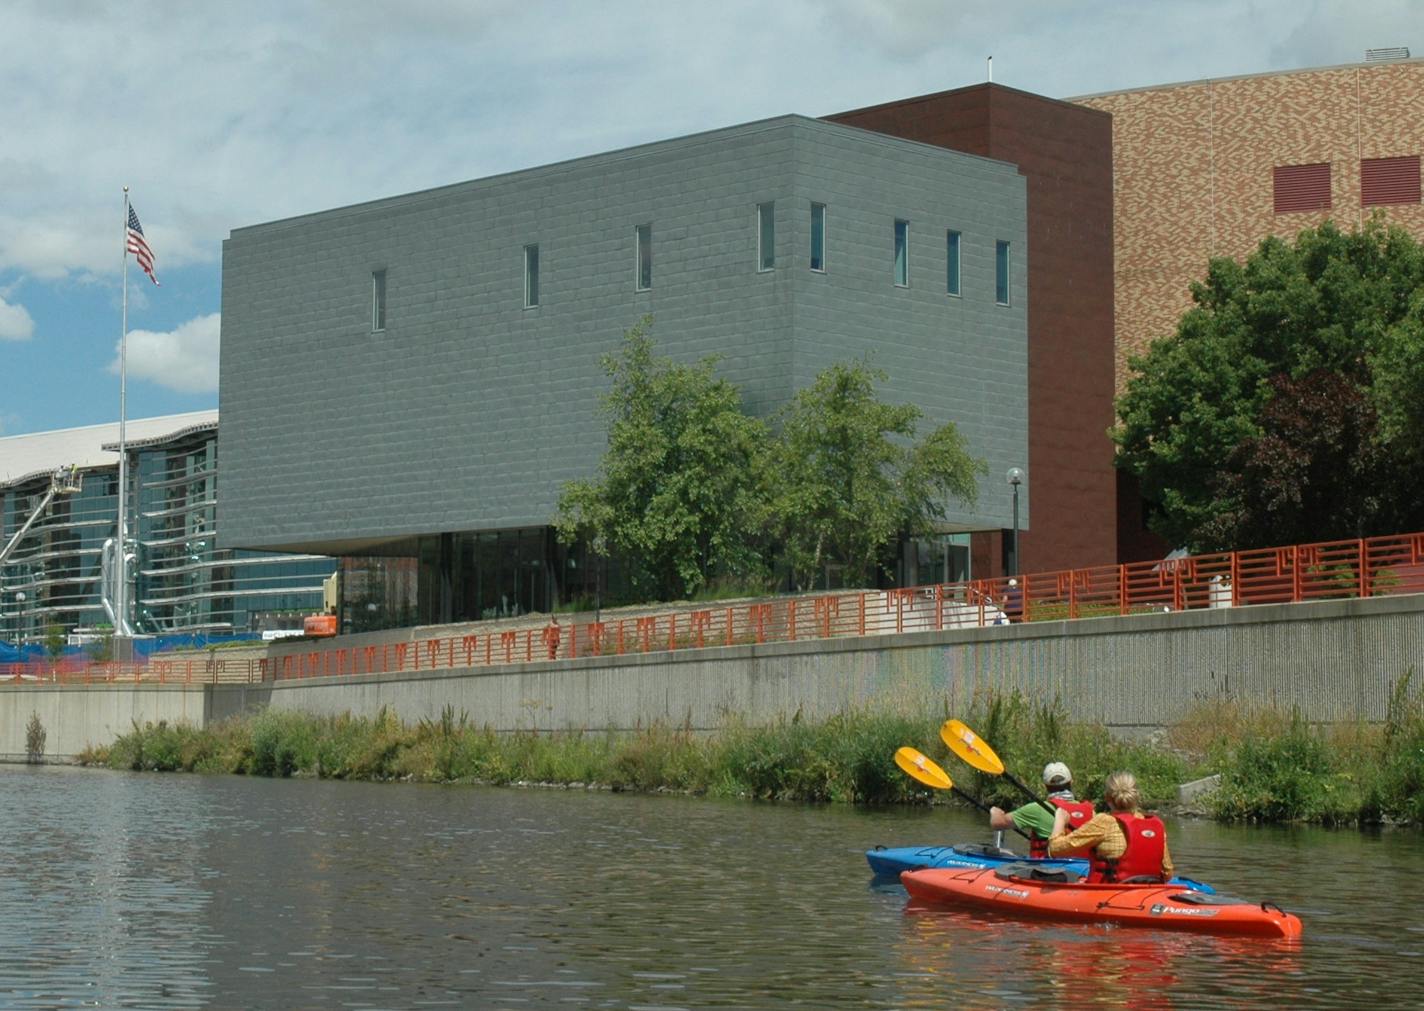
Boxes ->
[1,0,1417,435]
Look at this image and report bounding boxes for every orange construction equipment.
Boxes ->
[303,613,338,638]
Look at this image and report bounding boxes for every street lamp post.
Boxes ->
[14,590,26,650]
[592,534,607,625]
[1006,467,1025,577]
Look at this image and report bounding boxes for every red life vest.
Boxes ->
[1089,812,1167,883]
[1027,797,1097,857]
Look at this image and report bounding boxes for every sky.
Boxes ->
[1,0,1417,436]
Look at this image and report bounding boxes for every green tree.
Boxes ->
[555,318,770,602]
[767,361,985,590]
[1113,218,1424,550]
[86,633,114,663]
[1372,284,1424,471]
[1201,370,1400,548]
[43,623,65,661]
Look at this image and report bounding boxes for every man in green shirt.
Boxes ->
[989,762,1084,842]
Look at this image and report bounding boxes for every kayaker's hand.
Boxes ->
[989,806,1014,831]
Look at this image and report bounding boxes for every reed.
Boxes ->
[78,680,1424,826]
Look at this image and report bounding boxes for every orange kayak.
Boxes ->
[901,865,1302,939]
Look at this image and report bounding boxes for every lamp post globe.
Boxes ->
[1005,468,1025,577]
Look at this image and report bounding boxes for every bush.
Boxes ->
[249,711,320,777]
[25,712,46,763]
[1211,710,1360,824]
[1378,671,1424,825]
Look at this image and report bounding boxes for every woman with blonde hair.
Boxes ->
[1047,771,1174,883]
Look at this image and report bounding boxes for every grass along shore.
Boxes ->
[78,679,1424,828]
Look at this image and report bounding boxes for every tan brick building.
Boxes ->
[1074,58,1424,398]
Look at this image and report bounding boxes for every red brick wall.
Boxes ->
[828,84,1118,575]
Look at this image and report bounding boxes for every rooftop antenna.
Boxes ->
[987,55,993,82]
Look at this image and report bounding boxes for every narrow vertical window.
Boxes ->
[810,203,826,272]
[946,230,961,296]
[524,244,540,308]
[371,269,386,331]
[893,219,909,287]
[635,223,652,291]
[995,240,1010,305]
[757,202,775,271]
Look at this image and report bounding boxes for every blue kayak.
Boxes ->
[866,842,1215,894]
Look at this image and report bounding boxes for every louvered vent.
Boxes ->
[1273,163,1332,214]
[1361,155,1422,206]
[1365,47,1410,61]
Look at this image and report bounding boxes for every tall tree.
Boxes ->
[1199,371,1397,548]
[555,318,769,602]
[1114,219,1424,551]
[767,361,985,590]
[1371,286,1424,474]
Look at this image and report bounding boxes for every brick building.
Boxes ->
[1072,55,1424,559]
[219,58,1424,621]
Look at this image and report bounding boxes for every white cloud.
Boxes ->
[110,313,220,393]
[0,296,35,340]
[1,0,1419,290]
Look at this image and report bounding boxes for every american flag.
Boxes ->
[126,204,159,286]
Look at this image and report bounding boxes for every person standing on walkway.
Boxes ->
[542,615,562,660]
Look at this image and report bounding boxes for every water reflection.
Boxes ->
[0,766,1419,1008]
[898,902,1305,1008]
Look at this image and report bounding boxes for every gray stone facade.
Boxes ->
[219,115,1028,556]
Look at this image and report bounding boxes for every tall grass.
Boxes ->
[1204,671,1424,826]
[78,682,1424,827]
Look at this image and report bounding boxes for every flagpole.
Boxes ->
[117,187,130,646]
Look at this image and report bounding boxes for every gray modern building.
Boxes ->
[220,115,1029,623]
[0,413,336,644]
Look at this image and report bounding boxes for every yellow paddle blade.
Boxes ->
[894,746,953,790]
[939,719,1006,776]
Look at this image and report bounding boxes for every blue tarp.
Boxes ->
[1,631,261,662]
[139,632,263,655]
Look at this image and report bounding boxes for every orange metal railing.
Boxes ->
[6,531,1424,688]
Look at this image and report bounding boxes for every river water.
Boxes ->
[0,765,1418,1009]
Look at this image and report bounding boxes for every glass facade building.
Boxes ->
[1,415,336,644]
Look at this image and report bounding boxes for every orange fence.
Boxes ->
[6,531,1424,688]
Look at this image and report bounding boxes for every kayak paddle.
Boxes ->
[893,746,1030,840]
[939,718,1055,814]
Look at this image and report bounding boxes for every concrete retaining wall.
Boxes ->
[5,595,1422,758]
[263,595,1424,732]
[0,685,209,760]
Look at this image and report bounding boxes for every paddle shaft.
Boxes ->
[1003,770,1057,814]
[951,785,1030,840]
